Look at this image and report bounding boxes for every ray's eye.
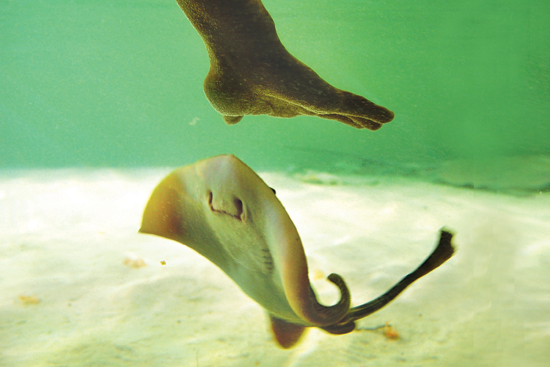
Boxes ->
[270,187,276,195]
[234,198,243,218]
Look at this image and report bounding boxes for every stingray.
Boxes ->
[140,155,455,348]
[174,0,394,129]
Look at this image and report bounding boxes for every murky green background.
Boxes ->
[1,0,549,172]
[1,2,550,365]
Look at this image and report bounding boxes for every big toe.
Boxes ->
[340,92,394,123]
[375,107,394,123]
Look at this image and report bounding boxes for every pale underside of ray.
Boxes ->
[140,154,455,348]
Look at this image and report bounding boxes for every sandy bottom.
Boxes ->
[1,168,549,367]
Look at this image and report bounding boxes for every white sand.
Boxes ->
[1,168,549,367]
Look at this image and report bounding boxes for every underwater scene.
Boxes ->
[1,0,549,366]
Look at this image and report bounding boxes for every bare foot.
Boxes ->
[175,0,394,130]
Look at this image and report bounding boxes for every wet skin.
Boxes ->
[175,0,395,129]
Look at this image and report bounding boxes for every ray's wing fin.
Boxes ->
[268,314,307,349]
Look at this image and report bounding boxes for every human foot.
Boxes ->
[176,0,394,129]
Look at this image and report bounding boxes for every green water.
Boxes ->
[1,0,549,173]
[1,2,550,365]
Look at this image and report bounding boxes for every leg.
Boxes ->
[175,0,394,130]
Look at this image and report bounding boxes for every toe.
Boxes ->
[339,91,394,124]
[350,116,383,130]
[317,114,365,129]
[375,108,394,124]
